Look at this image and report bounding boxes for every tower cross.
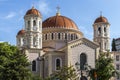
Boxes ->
[100,11,102,16]
[56,6,61,16]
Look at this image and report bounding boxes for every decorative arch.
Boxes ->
[80,53,87,70]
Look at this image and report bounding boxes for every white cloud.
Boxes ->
[5,12,16,19]
[36,0,51,15]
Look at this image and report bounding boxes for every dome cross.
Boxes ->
[56,6,61,16]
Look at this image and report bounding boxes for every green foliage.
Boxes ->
[88,51,117,80]
[50,65,78,80]
[30,75,42,80]
[0,42,31,80]
[112,38,117,51]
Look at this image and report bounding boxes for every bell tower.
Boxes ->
[24,6,42,49]
[93,14,110,52]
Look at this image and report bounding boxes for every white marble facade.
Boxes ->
[16,7,110,79]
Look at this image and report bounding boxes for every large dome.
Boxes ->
[25,7,41,17]
[94,16,108,23]
[43,15,79,30]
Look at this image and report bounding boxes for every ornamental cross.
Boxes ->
[56,6,60,13]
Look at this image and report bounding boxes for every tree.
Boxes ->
[112,38,117,51]
[88,51,118,80]
[30,75,42,80]
[0,42,31,80]
[50,65,78,80]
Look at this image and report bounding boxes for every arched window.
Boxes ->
[28,21,30,30]
[76,35,78,39]
[55,58,62,70]
[51,33,54,40]
[80,53,87,70]
[45,34,47,40]
[104,27,106,36]
[33,37,37,47]
[33,20,36,26]
[71,34,73,40]
[104,27,106,32]
[65,33,67,40]
[32,60,36,71]
[58,33,60,39]
[98,27,101,35]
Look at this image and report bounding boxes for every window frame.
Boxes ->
[80,53,87,70]
[55,58,62,71]
[32,60,37,72]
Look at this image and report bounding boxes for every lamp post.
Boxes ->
[75,62,88,80]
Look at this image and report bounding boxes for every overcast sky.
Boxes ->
[0,0,120,48]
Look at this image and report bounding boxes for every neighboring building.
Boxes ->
[16,6,110,79]
[112,38,120,80]
[115,38,120,51]
[112,51,120,80]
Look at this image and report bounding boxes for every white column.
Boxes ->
[30,18,33,31]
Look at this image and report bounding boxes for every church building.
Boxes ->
[16,6,110,79]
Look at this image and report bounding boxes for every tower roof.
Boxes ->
[94,16,108,23]
[25,6,42,17]
[17,29,25,36]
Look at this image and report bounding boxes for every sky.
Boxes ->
[0,0,120,48]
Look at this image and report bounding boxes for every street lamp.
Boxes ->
[75,62,88,80]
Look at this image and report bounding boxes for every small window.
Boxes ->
[116,55,119,61]
[65,33,67,40]
[71,34,73,40]
[116,64,119,70]
[58,33,60,39]
[98,27,101,35]
[117,75,120,79]
[51,33,54,40]
[33,37,37,47]
[32,60,36,71]
[76,35,78,39]
[33,20,36,26]
[55,58,62,70]
[28,21,30,30]
[104,27,106,32]
[45,34,47,40]
[80,53,87,70]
